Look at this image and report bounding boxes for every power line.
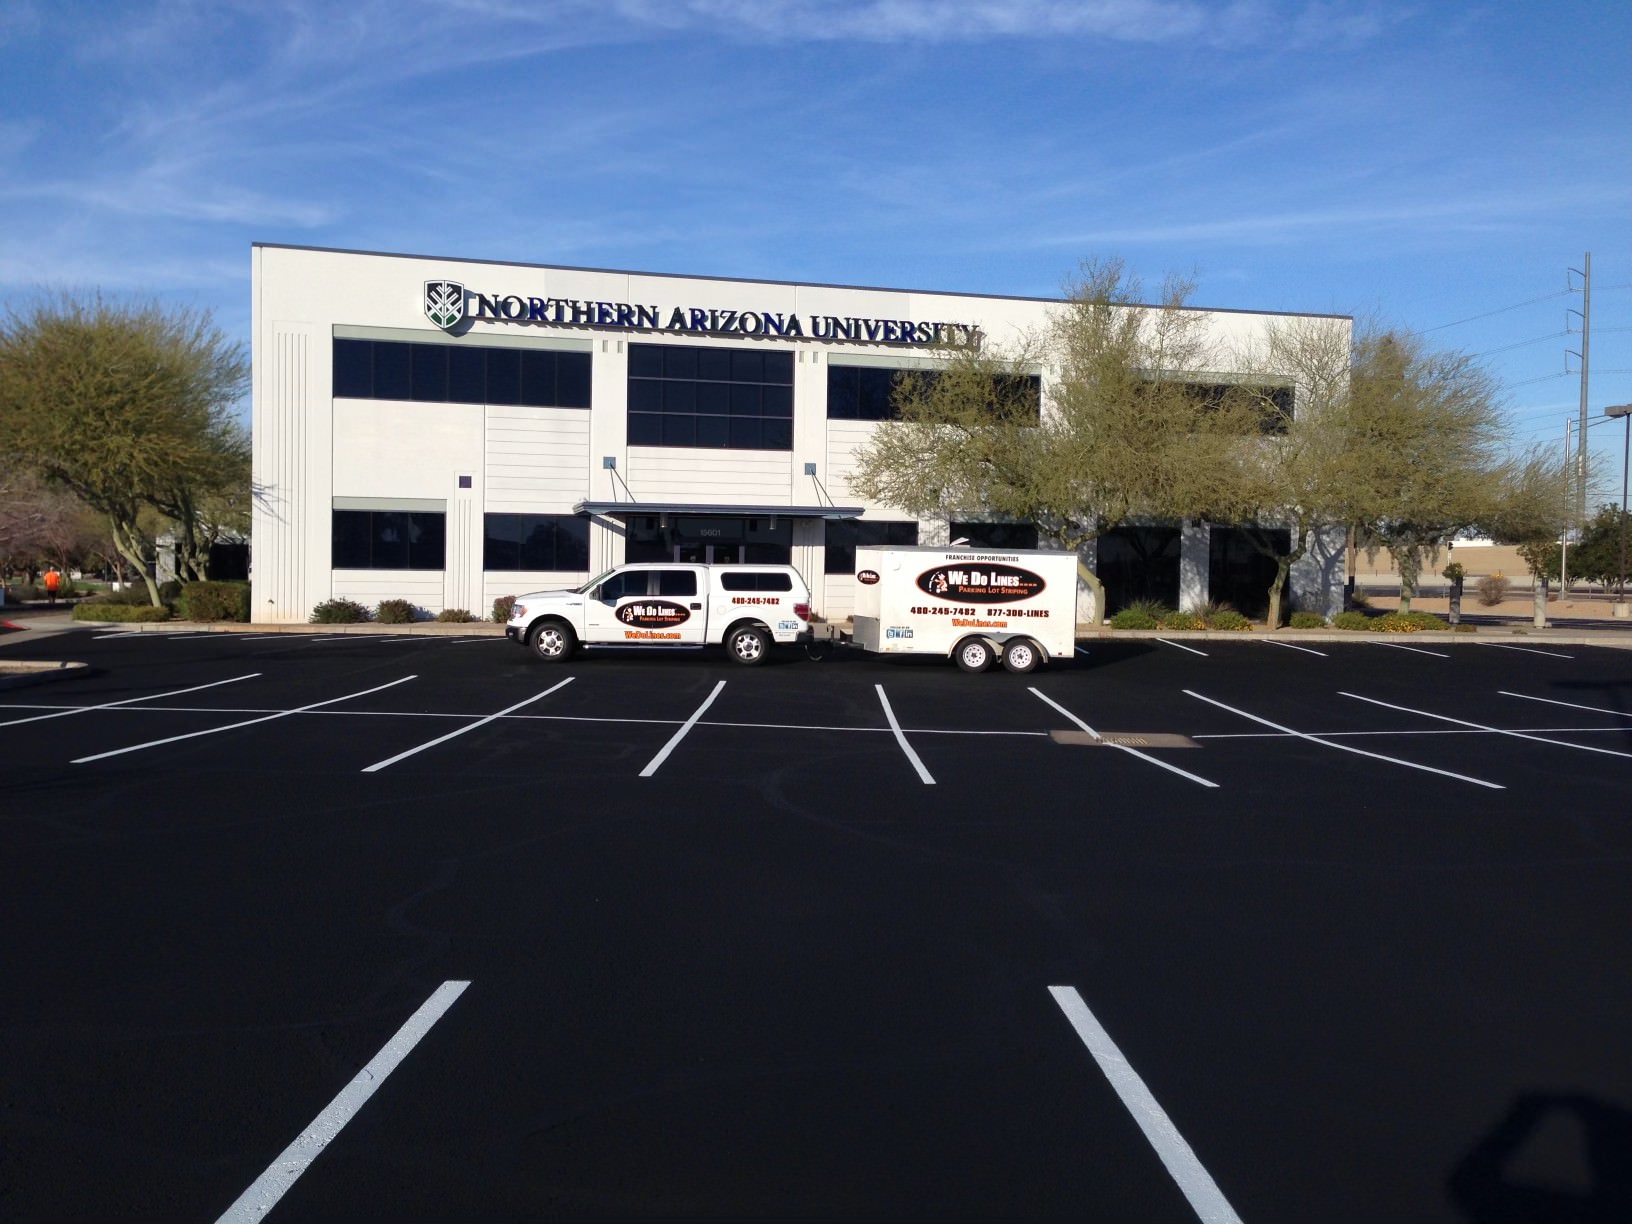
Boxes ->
[1474,330,1568,358]
[1419,290,1571,333]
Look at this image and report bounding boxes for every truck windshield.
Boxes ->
[574,569,616,595]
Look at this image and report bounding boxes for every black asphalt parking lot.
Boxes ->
[3,628,1631,1223]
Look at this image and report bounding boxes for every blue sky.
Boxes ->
[2,0,1629,463]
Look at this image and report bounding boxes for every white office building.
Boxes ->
[250,244,1347,625]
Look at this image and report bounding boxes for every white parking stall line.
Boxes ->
[875,685,935,785]
[1074,646,1092,657]
[362,678,575,772]
[1481,642,1575,659]
[1371,641,1450,658]
[91,631,150,640]
[1156,638,1209,657]
[0,674,262,729]
[1261,639,1327,657]
[1340,691,1632,760]
[233,634,319,641]
[72,676,418,763]
[639,680,727,777]
[1049,986,1243,1224]
[215,980,470,1224]
[1030,688,1219,789]
[1500,690,1632,720]
[450,636,505,644]
[372,637,416,643]
[1184,689,1504,789]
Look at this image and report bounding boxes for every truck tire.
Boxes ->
[527,619,576,662]
[954,636,995,673]
[1001,637,1041,674]
[726,624,769,665]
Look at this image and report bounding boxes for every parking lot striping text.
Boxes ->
[362,678,577,772]
[0,674,263,729]
[1499,690,1632,720]
[1156,638,1209,657]
[1048,986,1244,1224]
[1480,642,1575,659]
[1370,641,1451,658]
[639,680,727,777]
[71,676,420,764]
[1340,692,1632,760]
[1029,688,1220,789]
[215,980,470,1224]
[1261,639,1328,657]
[875,685,936,785]
[1184,689,1505,789]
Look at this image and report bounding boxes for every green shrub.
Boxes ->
[375,598,419,624]
[1207,609,1252,631]
[1332,610,1371,631]
[1156,611,1205,630]
[180,581,250,622]
[72,601,172,622]
[1348,591,1371,609]
[1110,606,1159,629]
[158,579,183,605]
[1369,611,1449,633]
[310,598,371,624]
[85,584,154,606]
[435,608,477,623]
[492,594,517,623]
[1288,611,1328,629]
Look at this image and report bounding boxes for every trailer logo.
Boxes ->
[856,569,880,585]
[916,563,1045,604]
[616,600,691,628]
[425,280,465,330]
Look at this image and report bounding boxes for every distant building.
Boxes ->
[250,244,1349,624]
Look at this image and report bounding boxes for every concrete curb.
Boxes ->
[0,659,89,690]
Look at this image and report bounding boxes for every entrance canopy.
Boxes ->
[574,501,865,519]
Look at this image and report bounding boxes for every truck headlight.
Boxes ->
[511,604,527,620]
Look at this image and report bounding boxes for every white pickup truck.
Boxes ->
[505,562,812,665]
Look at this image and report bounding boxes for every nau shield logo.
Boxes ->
[424,280,465,330]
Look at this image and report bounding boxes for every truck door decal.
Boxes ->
[616,600,691,628]
[915,564,1045,604]
[857,569,880,585]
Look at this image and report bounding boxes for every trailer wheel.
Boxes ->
[1001,637,1041,674]
[527,619,575,662]
[727,624,770,665]
[954,636,996,673]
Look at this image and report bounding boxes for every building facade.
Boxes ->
[251,244,1348,625]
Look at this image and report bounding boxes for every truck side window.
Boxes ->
[599,570,652,600]
[656,571,697,597]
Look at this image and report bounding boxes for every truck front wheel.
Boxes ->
[726,624,770,665]
[528,619,576,662]
[954,636,995,673]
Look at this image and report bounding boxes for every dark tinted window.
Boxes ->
[597,570,652,600]
[333,339,373,397]
[329,339,588,407]
[950,522,1040,550]
[656,570,697,596]
[626,342,794,451]
[411,344,448,402]
[373,342,411,400]
[824,519,919,573]
[482,514,590,571]
[826,365,1035,422]
[719,571,793,592]
[331,510,445,570]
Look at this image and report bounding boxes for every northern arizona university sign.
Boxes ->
[423,280,980,347]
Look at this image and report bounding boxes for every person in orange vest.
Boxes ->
[44,568,62,604]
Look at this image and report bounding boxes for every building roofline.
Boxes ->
[251,242,1353,323]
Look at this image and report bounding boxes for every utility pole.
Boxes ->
[1561,417,1572,594]
[1568,252,1592,526]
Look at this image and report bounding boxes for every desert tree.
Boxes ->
[0,294,249,604]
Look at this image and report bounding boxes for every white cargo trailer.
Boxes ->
[849,546,1081,673]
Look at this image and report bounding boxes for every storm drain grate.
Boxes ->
[1050,730,1198,749]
